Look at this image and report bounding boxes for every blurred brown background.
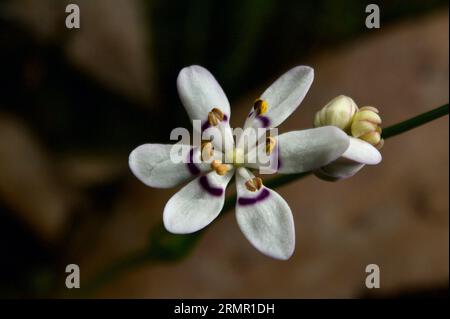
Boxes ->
[0,0,448,298]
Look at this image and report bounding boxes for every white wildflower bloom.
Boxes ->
[129,65,350,259]
[314,96,383,181]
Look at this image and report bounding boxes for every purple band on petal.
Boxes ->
[238,188,270,206]
[256,116,270,128]
[199,175,223,196]
[201,121,210,132]
[186,148,200,175]
[277,156,282,171]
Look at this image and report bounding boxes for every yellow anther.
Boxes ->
[201,141,214,161]
[253,99,268,115]
[265,136,276,155]
[208,108,224,126]
[245,177,263,192]
[211,159,221,170]
[211,160,229,176]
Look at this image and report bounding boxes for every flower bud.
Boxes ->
[351,106,383,149]
[314,95,358,132]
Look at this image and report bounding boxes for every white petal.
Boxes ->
[245,126,349,174]
[341,137,382,164]
[202,124,235,154]
[244,66,314,129]
[235,125,264,151]
[177,65,231,125]
[163,170,234,234]
[129,144,210,188]
[314,137,382,181]
[235,168,295,260]
[315,159,365,181]
[241,132,279,174]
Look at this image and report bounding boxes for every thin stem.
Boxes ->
[79,103,448,295]
[382,104,448,139]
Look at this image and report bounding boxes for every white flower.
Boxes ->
[129,65,350,259]
[314,97,383,181]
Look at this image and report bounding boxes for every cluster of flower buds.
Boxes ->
[313,95,358,132]
[314,95,383,149]
[351,106,383,149]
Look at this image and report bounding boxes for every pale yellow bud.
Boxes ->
[351,106,383,149]
[314,95,358,131]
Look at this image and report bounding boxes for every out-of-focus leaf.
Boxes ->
[219,0,275,88]
[147,223,201,261]
[57,153,126,188]
[65,0,155,105]
[6,0,155,106]
[0,112,74,242]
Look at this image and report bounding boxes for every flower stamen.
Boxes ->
[208,108,225,126]
[211,159,229,176]
[245,177,263,192]
[253,99,268,116]
[265,136,276,155]
[201,141,214,161]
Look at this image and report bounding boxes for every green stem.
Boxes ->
[79,103,448,295]
[80,250,151,295]
[382,104,448,139]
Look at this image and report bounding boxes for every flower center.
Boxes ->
[232,148,245,166]
[223,148,245,167]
